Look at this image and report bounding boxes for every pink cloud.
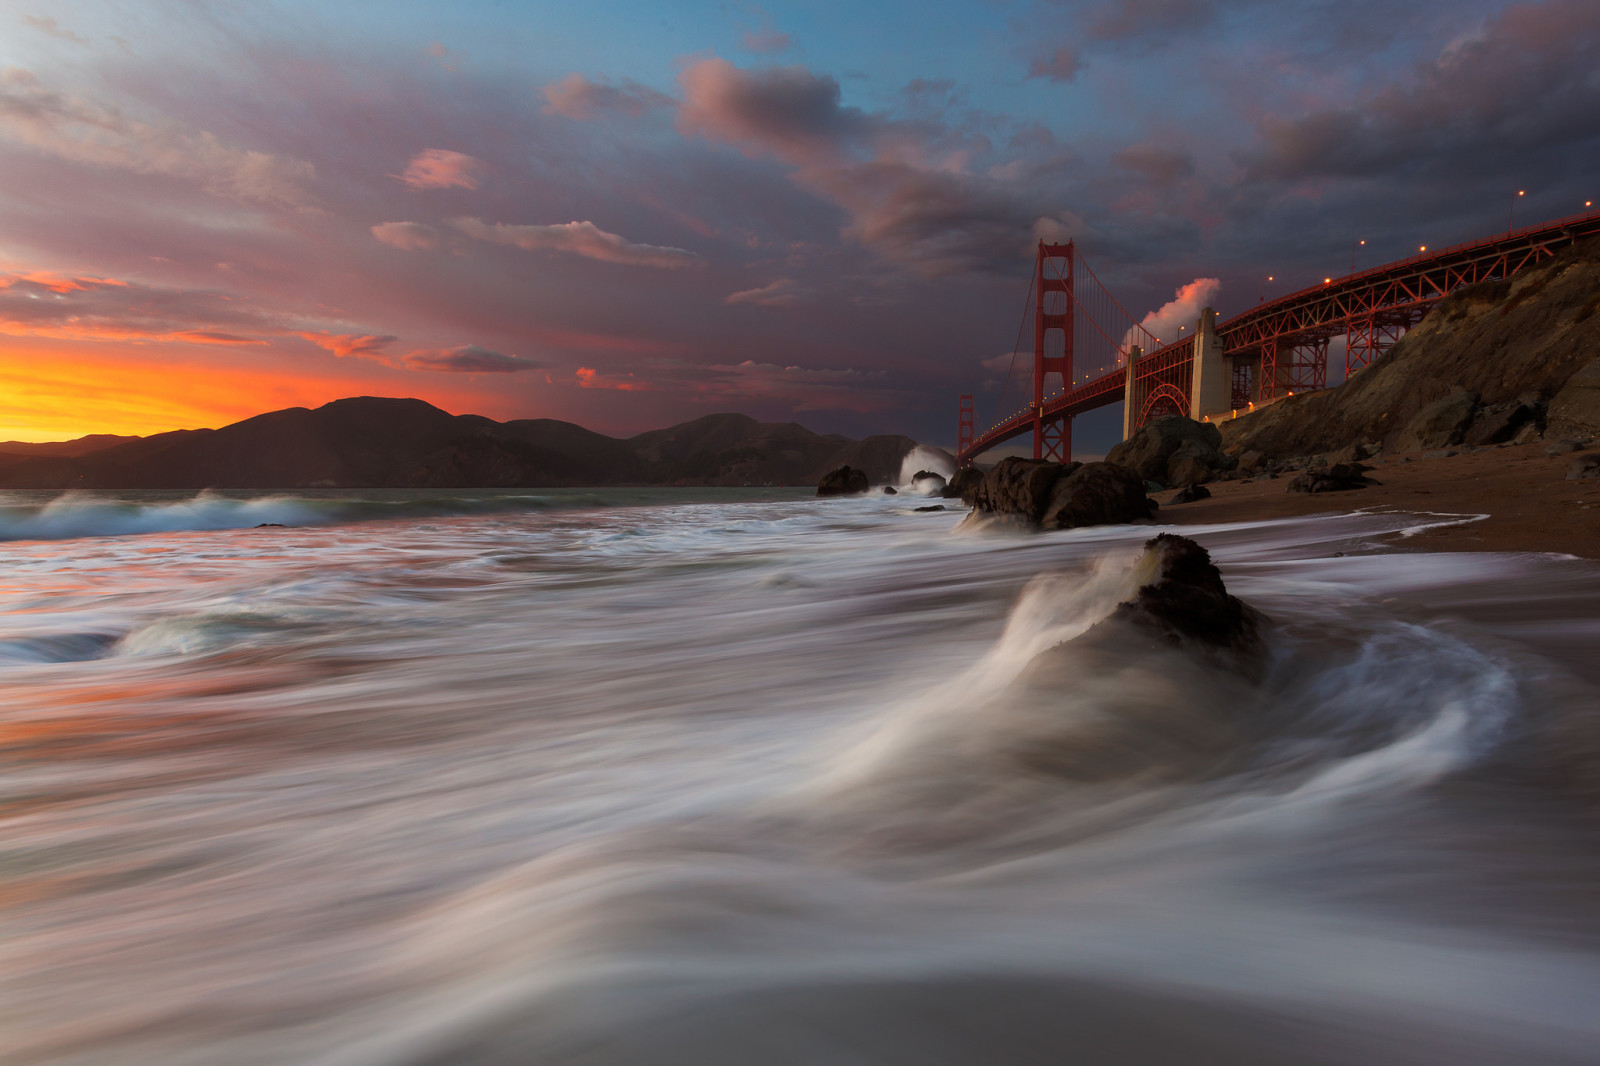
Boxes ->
[298,332,397,359]
[371,221,439,250]
[397,148,484,190]
[725,277,813,306]
[449,216,700,268]
[542,74,673,119]
[575,366,649,390]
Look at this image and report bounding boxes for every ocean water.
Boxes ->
[1,487,1598,1065]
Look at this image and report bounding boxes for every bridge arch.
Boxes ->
[1138,382,1189,425]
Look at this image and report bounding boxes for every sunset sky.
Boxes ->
[2,0,1596,445]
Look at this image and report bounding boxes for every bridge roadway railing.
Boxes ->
[961,207,1600,463]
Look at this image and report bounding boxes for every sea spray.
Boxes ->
[0,493,1597,1065]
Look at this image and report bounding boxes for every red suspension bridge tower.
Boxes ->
[1032,242,1074,460]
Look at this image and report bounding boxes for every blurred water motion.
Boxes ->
[1,488,1598,1065]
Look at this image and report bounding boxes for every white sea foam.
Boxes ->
[0,495,1596,1065]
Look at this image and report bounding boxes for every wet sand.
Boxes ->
[1161,440,1600,558]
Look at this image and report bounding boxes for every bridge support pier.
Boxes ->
[1120,345,1142,441]
[1188,306,1228,421]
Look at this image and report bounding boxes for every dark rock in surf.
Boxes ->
[911,470,948,494]
[913,504,946,512]
[943,466,983,504]
[1110,533,1263,657]
[971,457,1081,522]
[1039,462,1156,529]
[254,522,287,528]
[816,465,870,496]
[882,486,898,495]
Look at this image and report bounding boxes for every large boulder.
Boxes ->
[1039,462,1155,529]
[943,466,984,504]
[1286,463,1373,493]
[972,457,1082,523]
[910,470,948,495]
[1107,416,1233,487]
[1548,357,1600,439]
[1107,533,1264,658]
[816,465,869,496]
[1390,389,1479,453]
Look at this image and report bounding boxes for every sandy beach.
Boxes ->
[1161,441,1600,558]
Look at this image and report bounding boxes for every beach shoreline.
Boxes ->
[1155,439,1600,559]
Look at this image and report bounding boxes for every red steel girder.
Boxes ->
[957,208,1600,465]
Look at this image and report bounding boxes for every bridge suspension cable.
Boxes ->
[989,263,1037,428]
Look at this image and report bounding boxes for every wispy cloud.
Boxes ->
[449,216,701,268]
[21,14,87,45]
[726,277,814,306]
[0,69,314,207]
[371,221,439,250]
[404,345,543,373]
[542,74,673,119]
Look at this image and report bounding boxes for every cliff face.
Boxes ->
[1219,237,1600,458]
[0,399,941,490]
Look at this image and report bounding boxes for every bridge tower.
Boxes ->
[1033,241,1074,460]
[956,395,974,467]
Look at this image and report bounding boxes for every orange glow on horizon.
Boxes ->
[0,345,499,442]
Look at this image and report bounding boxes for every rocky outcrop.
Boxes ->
[1107,416,1235,487]
[1463,394,1542,446]
[1389,389,1479,453]
[1108,534,1263,659]
[1548,357,1600,439]
[1039,463,1155,529]
[1218,237,1600,461]
[911,471,948,494]
[943,467,984,504]
[971,458,1081,522]
[1286,463,1374,493]
[817,465,870,496]
[1567,454,1600,480]
[1170,484,1211,504]
[967,457,1154,529]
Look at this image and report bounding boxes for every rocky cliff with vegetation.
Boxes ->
[1218,237,1600,461]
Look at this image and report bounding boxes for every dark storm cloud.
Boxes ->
[1240,0,1600,183]
[402,345,545,373]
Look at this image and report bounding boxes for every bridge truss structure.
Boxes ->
[958,208,1600,466]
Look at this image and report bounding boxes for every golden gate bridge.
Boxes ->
[957,207,1600,466]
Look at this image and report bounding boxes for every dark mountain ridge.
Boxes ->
[0,398,938,489]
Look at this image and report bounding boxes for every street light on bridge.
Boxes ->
[1259,274,1274,303]
[1351,238,1365,273]
[1509,189,1525,232]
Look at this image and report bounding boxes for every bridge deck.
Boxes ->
[963,208,1600,461]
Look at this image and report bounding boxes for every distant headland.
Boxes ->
[0,399,940,490]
